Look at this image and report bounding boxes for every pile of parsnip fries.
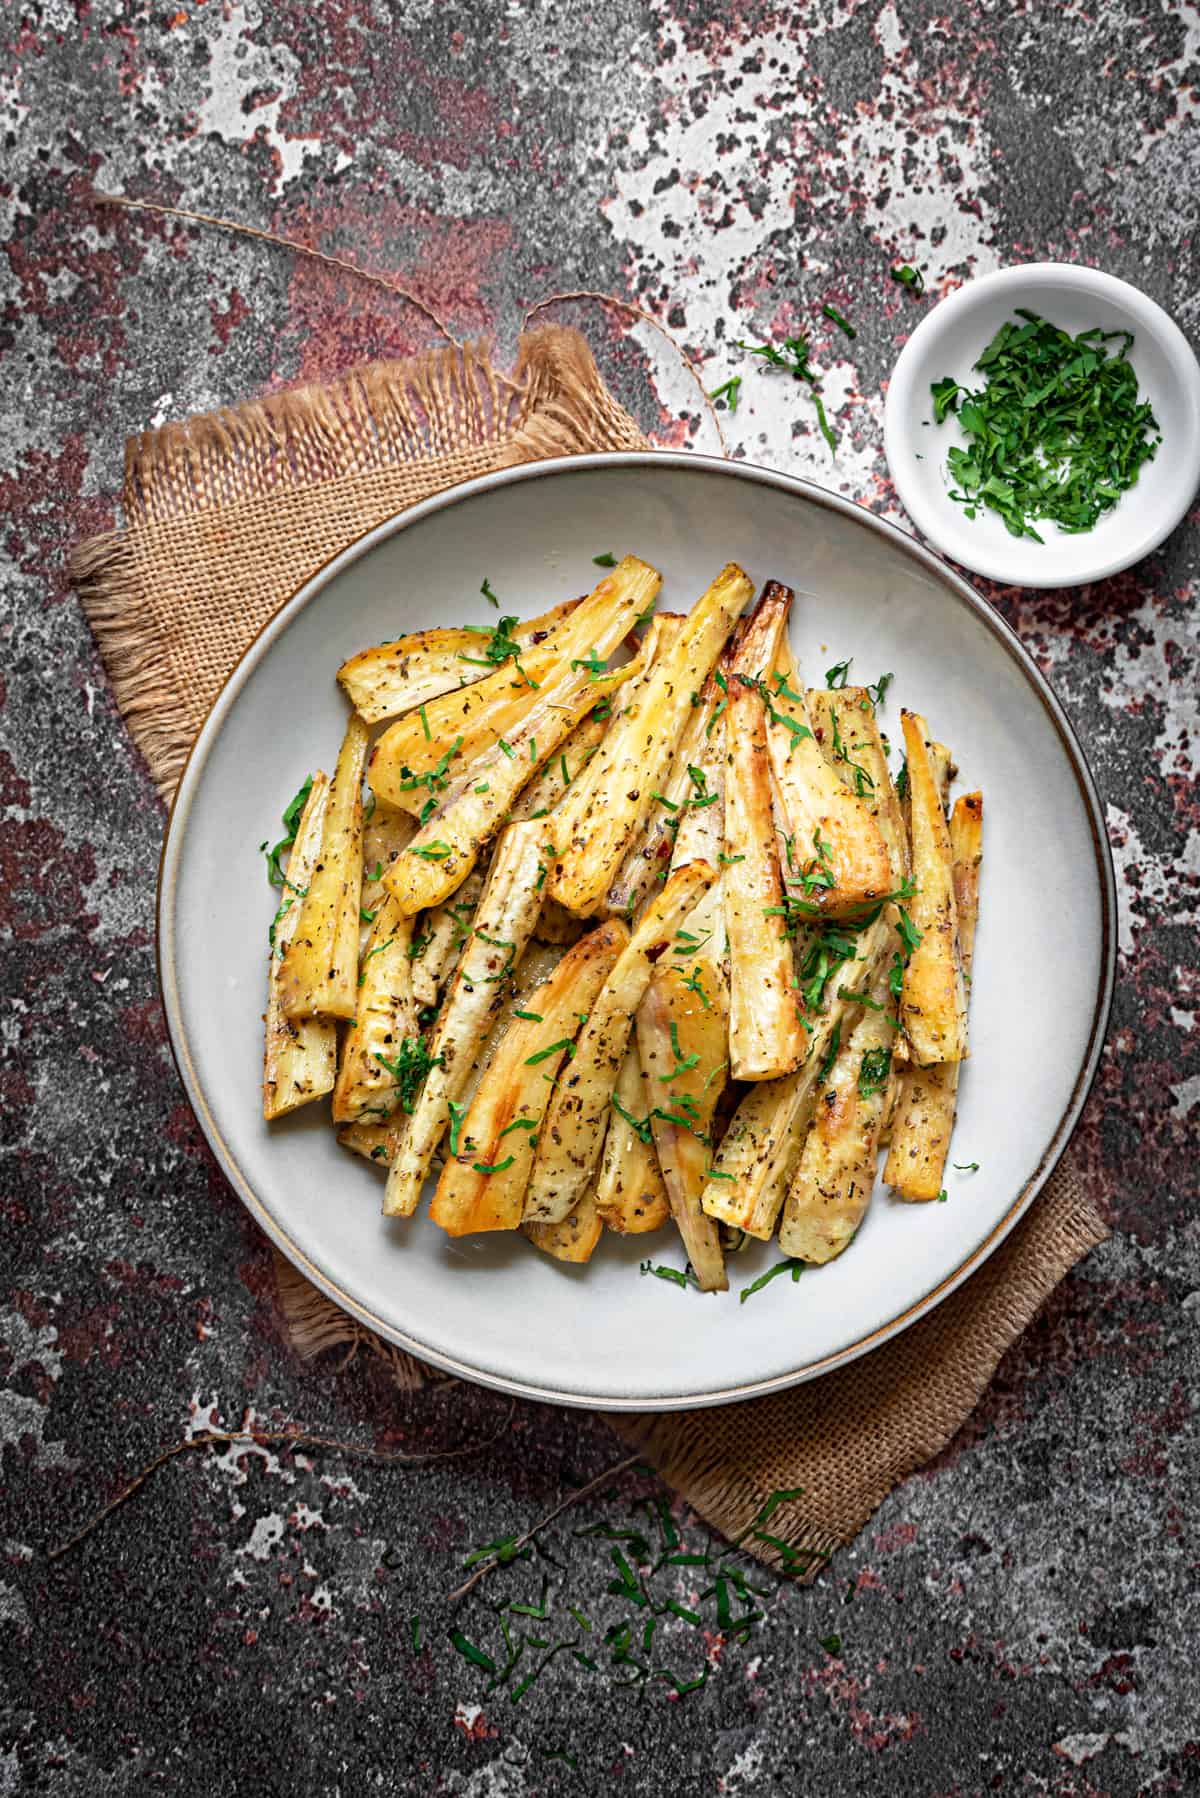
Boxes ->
[262,555,982,1291]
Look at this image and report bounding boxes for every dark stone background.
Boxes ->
[2,3,1197,1792]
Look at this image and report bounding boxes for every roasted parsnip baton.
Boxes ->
[337,600,580,724]
[263,772,337,1119]
[808,688,910,888]
[898,711,967,1066]
[523,861,717,1224]
[549,563,751,916]
[667,672,727,874]
[637,955,731,1291]
[949,791,983,973]
[429,920,627,1235]
[409,865,486,1009]
[902,738,955,845]
[382,565,659,914]
[760,606,892,916]
[699,912,893,1238]
[541,614,686,858]
[279,714,370,1021]
[337,1118,395,1167]
[593,1048,670,1234]
[725,616,804,1081]
[603,671,721,917]
[359,800,417,957]
[524,1189,604,1263]
[886,792,982,1201]
[778,933,900,1261]
[507,710,610,825]
[331,899,416,1124]
[383,821,547,1217]
[368,586,624,809]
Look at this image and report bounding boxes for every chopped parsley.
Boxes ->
[373,1037,443,1114]
[953,1160,980,1173]
[473,1155,516,1175]
[896,908,922,957]
[825,658,852,689]
[260,773,314,889]
[858,1046,892,1098]
[611,1092,653,1144]
[739,1259,803,1303]
[639,1260,697,1290]
[708,374,742,412]
[480,577,500,609]
[735,333,837,454]
[592,551,618,567]
[447,1099,467,1157]
[822,302,856,339]
[932,311,1161,540]
[525,1039,576,1066]
[818,1020,843,1084]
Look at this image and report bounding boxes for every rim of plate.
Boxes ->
[157,450,1117,1411]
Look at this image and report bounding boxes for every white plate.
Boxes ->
[884,263,1200,588]
[159,453,1115,1411]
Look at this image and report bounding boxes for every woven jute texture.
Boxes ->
[72,325,1108,1576]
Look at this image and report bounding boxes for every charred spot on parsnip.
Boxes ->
[261,551,982,1276]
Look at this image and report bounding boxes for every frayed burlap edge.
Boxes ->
[69,326,646,801]
[267,1159,1107,1578]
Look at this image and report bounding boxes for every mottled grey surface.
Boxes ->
[2,2,1198,1793]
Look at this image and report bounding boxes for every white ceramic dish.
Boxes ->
[884,263,1200,588]
[159,453,1115,1411]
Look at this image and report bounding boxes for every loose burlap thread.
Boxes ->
[72,325,1108,1575]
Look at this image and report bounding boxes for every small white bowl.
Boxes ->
[884,263,1200,588]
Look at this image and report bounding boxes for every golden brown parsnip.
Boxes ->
[382,584,655,915]
[898,711,967,1066]
[949,792,983,976]
[409,865,486,1009]
[263,772,337,1118]
[338,601,580,724]
[724,628,804,1081]
[885,791,982,1201]
[699,912,893,1238]
[754,598,891,917]
[331,900,416,1124]
[603,672,722,917]
[429,920,626,1236]
[808,688,910,888]
[548,563,751,916]
[523,861,716,1223]
[637,956,730,1291]
[668,672,727,875]
[594,1049,670,1234]
[279,715,370,1021]
[337,1119,396,1167]
[368,585,625,810]
[524,1189,604,1263]
[778,943,899,1261]
[383,822,547,1218]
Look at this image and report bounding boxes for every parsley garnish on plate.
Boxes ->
[373,1037,444,1114]
[931,310,1161,540]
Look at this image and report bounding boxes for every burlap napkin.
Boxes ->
[72,325,1108,1575]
